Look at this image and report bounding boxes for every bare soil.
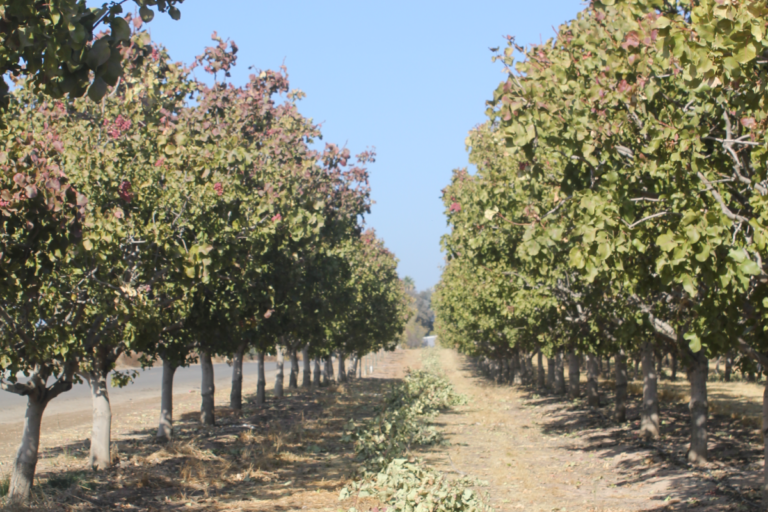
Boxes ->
[0,351,406,512]
[418,349,764,512]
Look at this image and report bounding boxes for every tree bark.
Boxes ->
[537,352,545,388]
[656,353,664,380]
[274,345,284,398]
[325,356,335,383]
[256,351,266,406]
[555,352,566,395]
[671,352,678,381]
[615,351,628,423]
[634,358,641,380]
[289,349,299,389]
[687,351,709,465]
[724,352,733,382]
[586,354,599,408]
[200,350,215,426]
[349,356,358,379]
[302,345,312,388]
[337,352,347,383]
[86,371,112,470]
[312,358,321,387]
[606,356,611,375]
[512,351,522,385]
[158,358,177,440]
[8,396,47,502]
[762,380,768,505]
[641,341,660,439]
[230,343,246,411]
[547,357,555,389]
[568,350,580,399]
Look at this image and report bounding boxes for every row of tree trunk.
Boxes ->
[476,346,710,464]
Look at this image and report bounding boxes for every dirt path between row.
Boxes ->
[420,349,761,512]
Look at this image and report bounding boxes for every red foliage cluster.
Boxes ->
[213,182,223,196]
[118,181,133,202]
[105,115,132,139]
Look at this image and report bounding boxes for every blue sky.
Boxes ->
[136,0,584,290]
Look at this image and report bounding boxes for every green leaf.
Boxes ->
[85,40,111,70]
[656,232,676,252]
[685,332,702,353]
[87,77,108,102]
[110,17,131,42]
[734,42,757,64]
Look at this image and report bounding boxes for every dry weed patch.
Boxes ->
[0,375,401,512]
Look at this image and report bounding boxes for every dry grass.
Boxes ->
[0,351,409,512]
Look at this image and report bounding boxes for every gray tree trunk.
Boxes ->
[641,342,659,439]
[671,352,678,381]
[555,352,566,395]
[656,353,664,380]
[86,371,112,470]
[349,356,358,379]
[634,358,641,380]
[200,350,215,425]
[157,358,177,440]
[513,351,522,385]
[325,356,335,383]
[725,352,733,382]
[289,349,299,389]
[302,345,312,388]
[537,352,545,388]
[230,343,246,411]
[586,354,599,408]
[615,351,628,423]
[568,351,580,399]
[688,352,709,464]
[274,345,284,398]
[547,357,555,389]
[338,352,347,383]
[8,397,47,502]
[256,351,266,406]
[312,358,321,387]
[606,356,611,375]
[762,380,768,505]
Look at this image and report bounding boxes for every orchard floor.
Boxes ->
[0,352,405,512]
[418,349,765,512]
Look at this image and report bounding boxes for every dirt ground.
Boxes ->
[4,348,766,512]
[418,349,765,512]
[0,351,406,512]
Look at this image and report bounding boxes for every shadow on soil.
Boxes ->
[1,377,399,512]
[462,359,765,511]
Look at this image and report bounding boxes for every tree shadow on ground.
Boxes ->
[462,359,765,511]
[4,377,400,512]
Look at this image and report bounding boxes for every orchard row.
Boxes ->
[0,26,410,502]
[434,0,768,503]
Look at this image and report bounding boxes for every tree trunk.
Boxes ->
[312,358,321,387]
[537,352,545,388]
[688,351,709,465]
[547,357,555,389]
[274,345,285,398]
[656,353,664,380]
[671,352,678,381]
[615,351,628,423]
[8,397,47,502]
[641,342,659,439]
[230,343,246,411]
[513,351,522,385]
[157,358,177,441]
[325,356,335,383]
[302,345,312,388]
[555,352,566,395]
[338,352,347,383]
[86,371,112,470]
[606,356,611,375]
[586,354,599,408]
[762,380,768,505]
[289,349,299,389]
[349,356,358,379]
[200,350,215,426]
[256,351,266,406]
[724,352,732,382]
[568,350,580,399]
[634,358,641,380]
[598,357,604,377]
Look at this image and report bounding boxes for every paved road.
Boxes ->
[0,361,277,425]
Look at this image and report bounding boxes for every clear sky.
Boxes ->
[135,0,584,290]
